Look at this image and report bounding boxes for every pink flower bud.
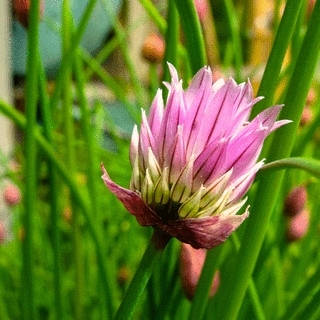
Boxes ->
[13,0,44,29]
[300,106,313,127]
[3,185,21,206]
[286,209,310,241]
[306,87,317,105]
[141,34,165,64]
[194,0,209,22]
[180,243,220,300]
[284,186,307,217]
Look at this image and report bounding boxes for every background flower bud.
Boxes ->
[12,0,44,29]
[300,106,313,127]
[180,243,220,300]
[3,184,22,207]
[194,0,209,22]
[284,185,307,217]
[141,33,165,64]
[286,209,310,241]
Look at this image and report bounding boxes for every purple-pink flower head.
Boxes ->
[102,64,290,249]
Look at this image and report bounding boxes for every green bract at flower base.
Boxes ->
[102,63,290,249]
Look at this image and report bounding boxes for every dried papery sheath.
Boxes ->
[102,64,290,249]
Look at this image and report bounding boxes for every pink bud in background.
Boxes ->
[194,0,209,22]
[286,209,310,241]
[12,0,44,29]
[284,186,307,217]
[3,184,21,207]
[180,243,220,300]
[141,33,165,64]
[300,106,313,127]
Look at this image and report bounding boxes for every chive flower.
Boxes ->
[102,64,290,249]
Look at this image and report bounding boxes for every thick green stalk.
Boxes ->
[22,0,40,319]
[219,1,320,319]
[251,0,305,118]
[173,0,207,73]
[114,229,170,320]
[61,3,84,319]
[163,0,179,83]
[37,52,63,320]
[222,0,243,81]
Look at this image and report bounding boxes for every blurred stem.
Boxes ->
[174,0,207,73]
[74,50,115,318]
[163,0,179,84]
[85,36,120,81]
[114,229,171,320]
[37,51,63,319]
[219,1,320,319]
[22,0,40,319]
[62,2,84,319]
[81,50,140,123]
[280,262,320,320]
[139,0,166,34]
[222,0,243,81]
[252,0,305,118]
[102,0,147,108]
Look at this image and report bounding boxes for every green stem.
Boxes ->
[22,0,40,319]
[61,3,84,319]
[280,263,320,320]
[222,0,243,81]
[37,51,63,319]
[251,0,305,118]
[139,0,167,34]
[114,229,171,320]
[173,0,207,73]
[163,0,179,83]
[258,157,320,180]
[218,1,320,319]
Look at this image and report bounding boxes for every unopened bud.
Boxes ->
[3,184,21,207]
[141,34,165,64]
[286,209,310,241]
[306,87,317,106]
[180,243,220,300]
[117,265,131,286]
[284,186,307,217]
[194,0,209,22]
[300,106,313,127]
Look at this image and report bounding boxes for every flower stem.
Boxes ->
[22,0,40,318]
[174,0,207,73]
[114,229,171,320]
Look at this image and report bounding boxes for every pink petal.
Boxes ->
[148,89,164,138]
[160,211,249,249]
[101,165,160,226]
